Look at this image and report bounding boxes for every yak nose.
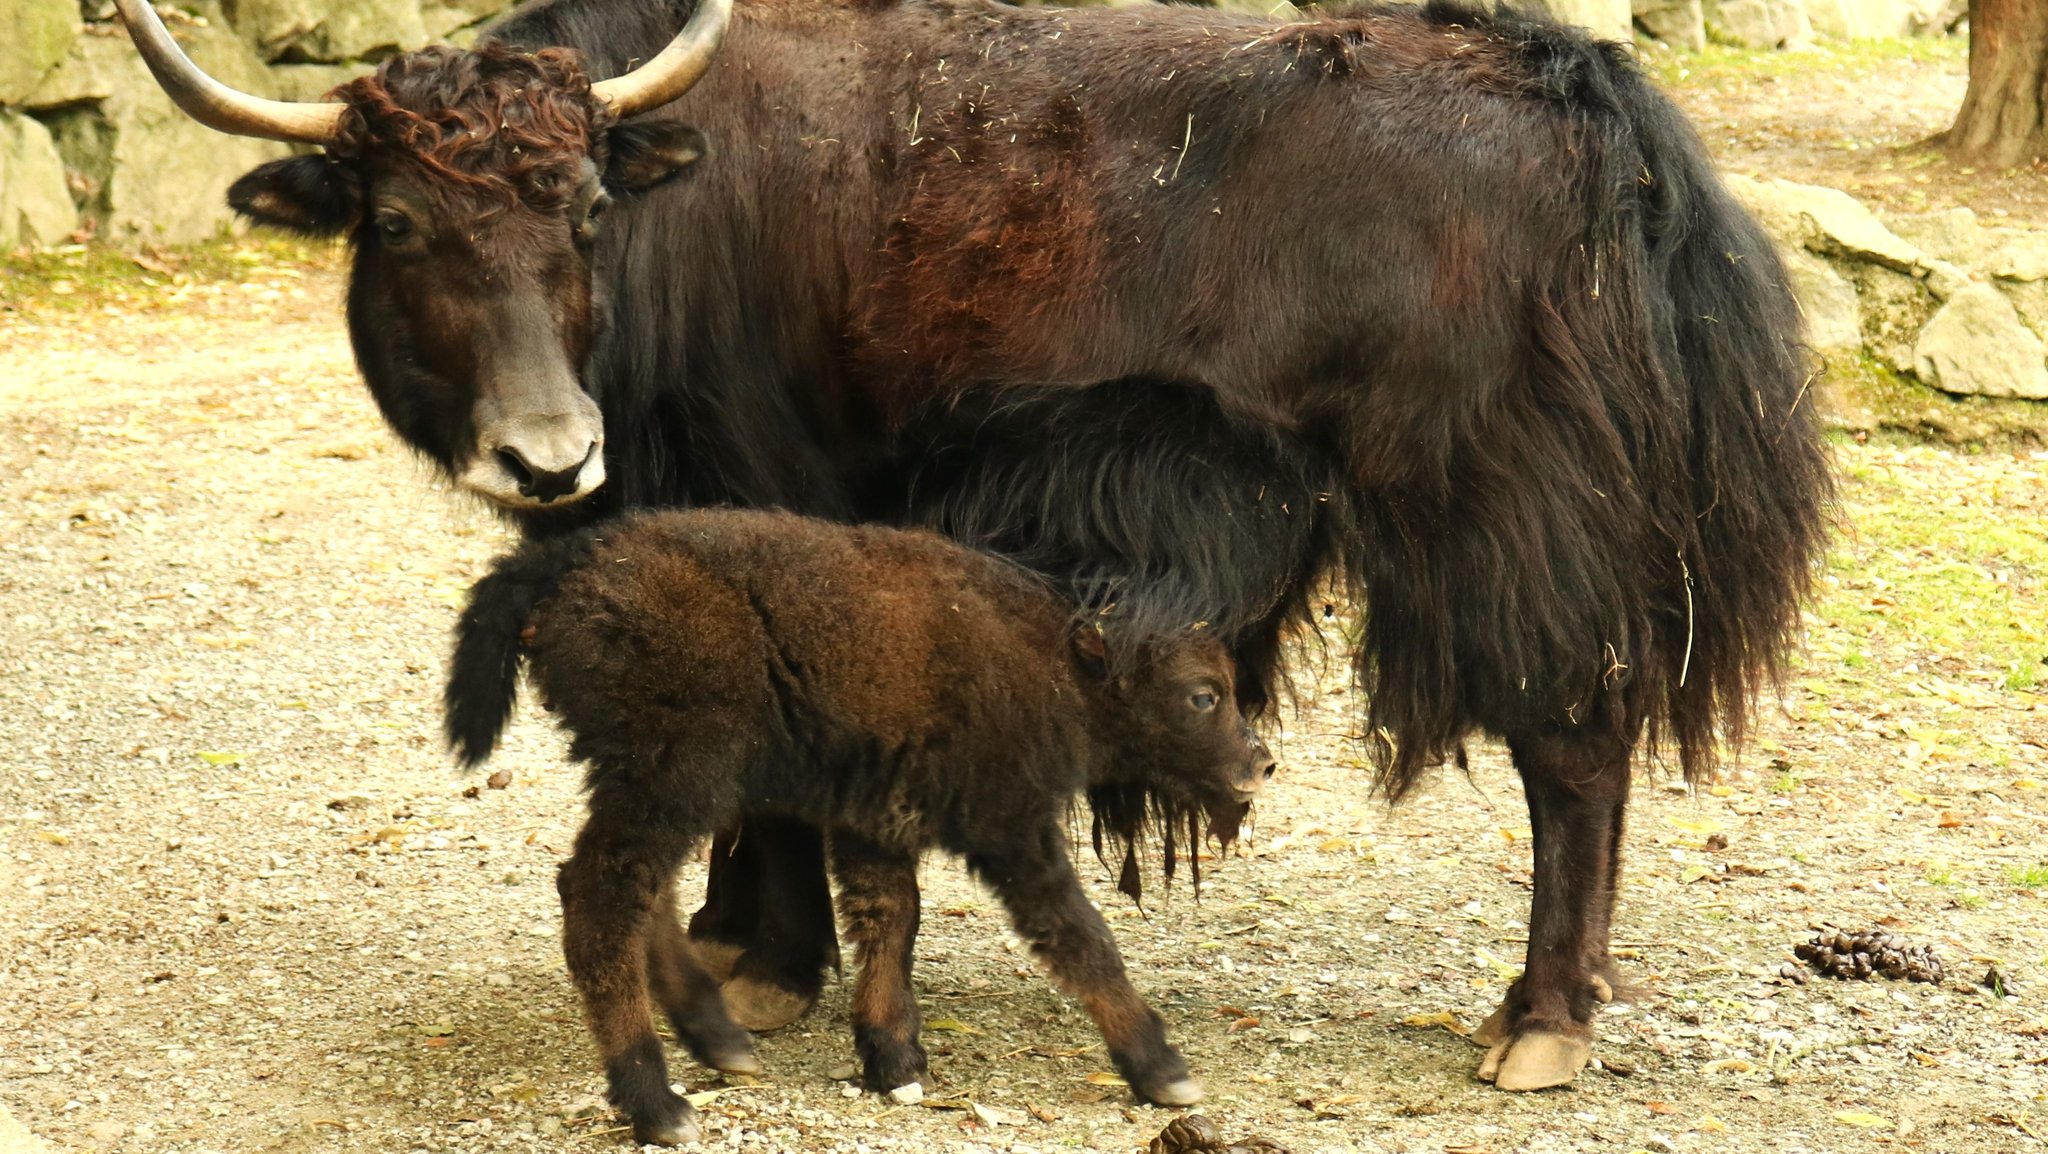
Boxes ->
[495,441,596,503]
[1236,742,1277,802]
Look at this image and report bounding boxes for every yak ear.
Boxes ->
[228,155,358,237]
[605,122,708,191]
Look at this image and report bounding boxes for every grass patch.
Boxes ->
[0,235,339,316]
[2010,865,2048,890]
[1649,36,1966,89]
[1824,353,2048,450]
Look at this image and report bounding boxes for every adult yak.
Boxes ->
[115,0,1829,1098]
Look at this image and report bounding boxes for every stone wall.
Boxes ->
[1729,175,2048,401]
[1,0,516,249]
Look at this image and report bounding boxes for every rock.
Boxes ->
[0,1104,55,1154]
[0,0,80,105]
[420,0,517,39]
[1702,0,1813,47]
[1913,284,2048,400]
[1891,207,1991,268]
[1805,0,1912,39]
[887,1082,924,1105]
[1992,240,2048,283]
[269,62,360,103]
[1530,0,1635,39]
[1780,249,1861,351]
[1634,0,1707,49]
[32,23,287,245]
[224,0,430,65]
[1723,174,1928,274]
[0,110,78,249]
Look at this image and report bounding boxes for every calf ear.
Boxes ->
[606,122,708,191]
[1071,625,1111,679]
[228,156,358,237]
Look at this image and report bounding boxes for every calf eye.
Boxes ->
[1189,690,1218,712]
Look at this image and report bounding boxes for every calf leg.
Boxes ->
[1475,722,1634,1092]
[711,816,841,1032]
[647,887,760,1074]
[557,798,700,1147]
[830,832,928,1092]
[970,828,1201,1107]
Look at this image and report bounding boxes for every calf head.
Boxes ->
[1077,627,1277,892]
[112,0,730,513]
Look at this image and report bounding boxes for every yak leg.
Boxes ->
[830,832,929,1092]
[647,886,760,1075]
[715,815,840,1032]
[1475,722,1633,1092]
[557,795,700,1147]
[971,827,1201,1107]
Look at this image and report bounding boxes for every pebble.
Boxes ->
[887,1083,923,1105]
[825,1063,859,1081]
[1287,1028,1315,1044]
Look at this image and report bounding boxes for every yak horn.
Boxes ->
[114,0,344,144]
[590,0,733,119]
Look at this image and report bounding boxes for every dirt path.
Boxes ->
[2,253,2044,1154]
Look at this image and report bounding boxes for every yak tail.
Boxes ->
[444,529,602,767]
[1494,2,1832,780]
[1603,37,1833,780]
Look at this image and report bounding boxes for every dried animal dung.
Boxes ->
[1148,1112,1292,1154]
[1791,928,1943,983]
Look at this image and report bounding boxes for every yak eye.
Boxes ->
[574,194,610,243]
[1189,689,1218,712]
[376,213,416,244]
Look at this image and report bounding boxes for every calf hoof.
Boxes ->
[631,1106,702,1148]
[723,975,815,1033]
[856,1032,929,1094]
[1476,1031,1591,1091]
[690,938,746,985]
[1137,1077,1205,1107]
[683,1023,762,1076]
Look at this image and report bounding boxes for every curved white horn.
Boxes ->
[114,0,345,144]
[590,0,734,120]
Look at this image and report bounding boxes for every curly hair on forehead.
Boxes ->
[329,43,616,214]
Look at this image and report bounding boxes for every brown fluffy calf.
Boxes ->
[446,508,1273,1146]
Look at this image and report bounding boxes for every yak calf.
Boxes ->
[445,508,1274,1146]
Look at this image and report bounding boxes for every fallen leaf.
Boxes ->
[1696,1116,1728,1134]
[1832,1111,1892,1129]
[1399,1011,1471,1037]
[1646,1102,1680,1115]
[1679,864,1714,884]
[1704,1058,1754,1074]
[196,751,247,766]
[486,768,512,790]
[971,1103,1024,1128]
[1083,1072,1128,1086]
[924,1017,981,1035]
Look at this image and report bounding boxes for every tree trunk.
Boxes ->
[1941,0,2048,168]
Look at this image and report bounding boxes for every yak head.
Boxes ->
[112,0,729,512]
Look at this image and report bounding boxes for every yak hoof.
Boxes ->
[1144,1078,1205,1107]
[691,939,746,985]
[1589,973,1614,1004]
[722,975,814,1032]
[1470,1001,1512,1049]
[703,1039,763,1076]
[1478,1032,1591,1092]
[633,1111,702,1148]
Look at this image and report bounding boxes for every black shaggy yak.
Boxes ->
[446,507,1274,1144]
[120,0,1832,1090]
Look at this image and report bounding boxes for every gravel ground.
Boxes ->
[3,217,2046,1154]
